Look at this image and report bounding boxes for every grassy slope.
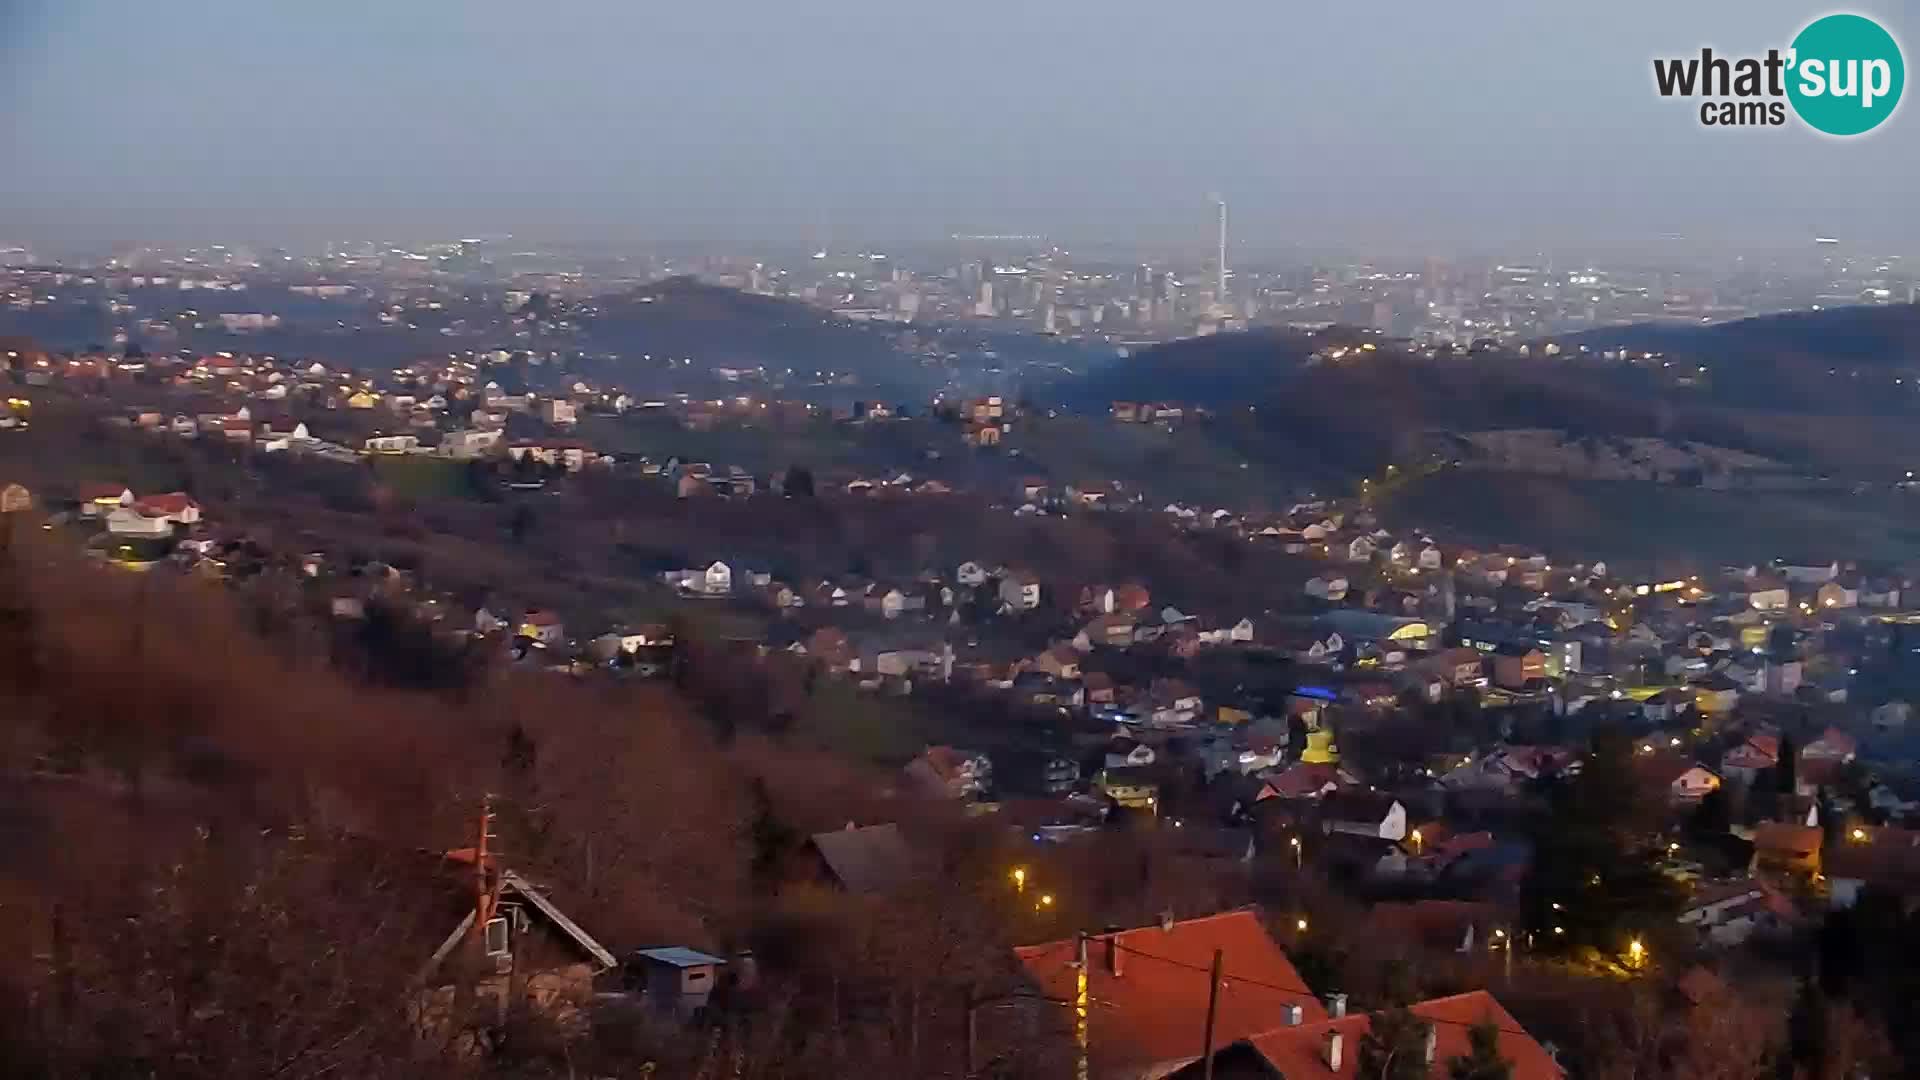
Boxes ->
[1379,469,1920,570]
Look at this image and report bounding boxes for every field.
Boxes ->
[1380,470,1920,571]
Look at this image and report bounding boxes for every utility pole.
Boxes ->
[1075,933,1091,1080]
[964,989,977,1077]
[1201,948,1223,1080]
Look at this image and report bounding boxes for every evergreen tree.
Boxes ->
[1522,727,1682,950]
[1357,1006,1432,1080]
[1690,785,1731,836]
[1447,1019,1512,1080]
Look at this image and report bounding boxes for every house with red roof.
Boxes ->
[1827,826,1920,909]
[1801,726,1857,764]
[134,492,201,525]
[1170,990,1562,1080]
[1012,909,1325,1079]
[77,484,134,517]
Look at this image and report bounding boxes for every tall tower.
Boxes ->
[1213,194,1229,302]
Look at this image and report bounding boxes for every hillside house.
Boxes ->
[1304,572,1349,602]
[517,611,565,646]
[365,433,420,454]
[135,492,201,525]
[904,746,992,800]
[105,506,173,538]
[1751,822,1823,881]
[1491,644,1546,690]
[1172,990,1563,1080]
[1815,580,1859,610]
[1720,735,1780,786]
[999,571,1042,611]
[1013,910,1327,1080]
[1802,726,1857,763]
[1637,753,1721,803]
[418,844,617,1038]
[807,823,914,894]
[77,484,134,516]
[1320,790,1408,842]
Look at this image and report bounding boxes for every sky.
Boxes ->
[1,0,1915,259]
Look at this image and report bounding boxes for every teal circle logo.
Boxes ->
[1788,14,1904,136]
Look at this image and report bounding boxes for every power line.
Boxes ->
[1107,940,1542,1039]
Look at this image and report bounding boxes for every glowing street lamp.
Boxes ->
[1037,894,1054,911]
[1410,828,1423,854]
[1628,938,1646,967]
[1296,918,1309,932]
[1289,835,1302,868]
[1012,867,1027,892]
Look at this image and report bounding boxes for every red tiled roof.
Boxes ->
[1804,727,1857,758]
[1236,991,1562,1080]
[1753,823,1822,858]
[1826,827,1920,891]
[1013,909,1324,1077]
[137,492,198,515]
[1263,764,1350,800]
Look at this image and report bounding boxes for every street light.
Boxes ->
[1628,939,1646,967]
[1038,894,1054,908]
[1289,835,1302,868]
[1410,828,1423,854]
[1012,867,1027,892]
[1296,918,1309,932]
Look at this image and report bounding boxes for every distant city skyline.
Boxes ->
[2,1,1916,257]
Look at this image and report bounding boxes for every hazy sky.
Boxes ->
[1,0,1914,257]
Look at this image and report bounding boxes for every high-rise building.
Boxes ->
[1213,195,1229,302]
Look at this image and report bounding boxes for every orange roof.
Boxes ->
[137,492,198,514]
[1013,909,1324,1076]
[1236,991,1561,1080]
[1753,822,1822,858]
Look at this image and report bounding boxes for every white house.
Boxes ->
[364,433,420,454]
[1779,560,1839,584]
[1320,791,1408,842]
[1815,580,1859,610]
[1305,572,1350,602]
[441,429,503,459]
[999,572,1041,611]
[105,506,174,538]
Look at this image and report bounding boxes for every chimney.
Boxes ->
[1105,928,1124,977]
[1281,1003,1303,1026]
[1422,1024,1439,1065]
[1324,1031,1344,1072]
[1326,992,1348,1018]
